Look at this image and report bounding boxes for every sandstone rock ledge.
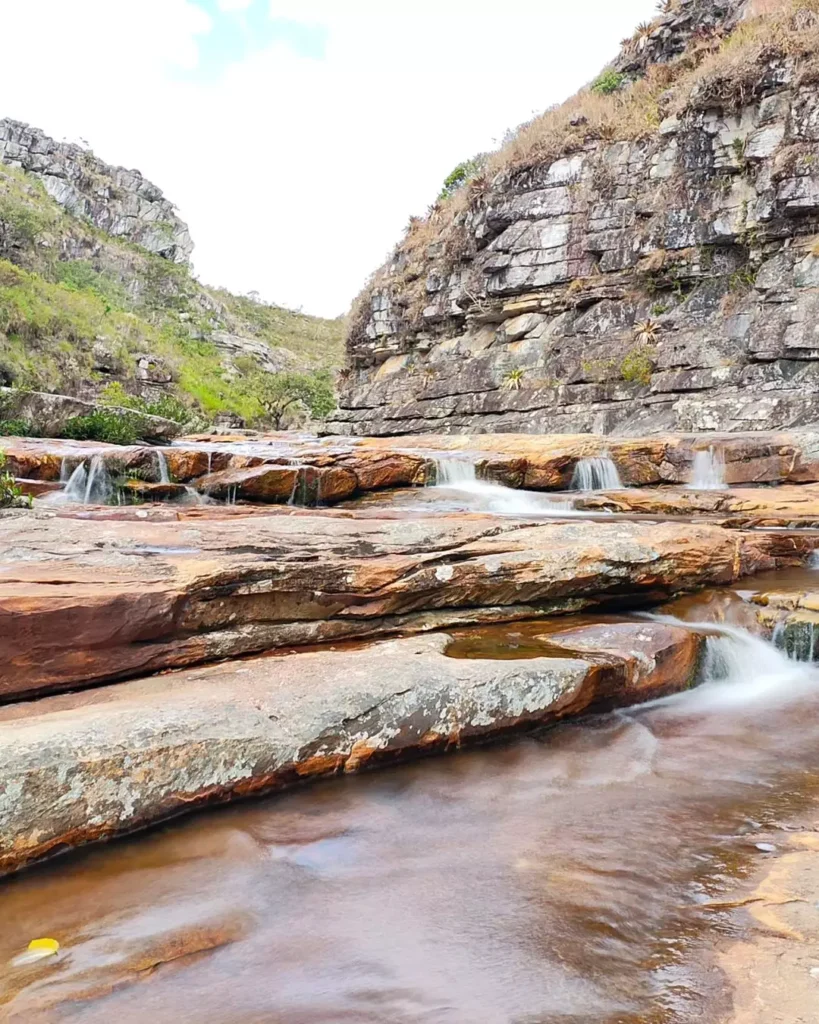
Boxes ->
[0,623,701,875]
[0,512,811,701]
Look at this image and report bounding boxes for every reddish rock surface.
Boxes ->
[0,509,812,702]
[195,464,300,502]
[576,484,819,520]
[0,622,702,875]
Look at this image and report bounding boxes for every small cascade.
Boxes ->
[59,459,71,484]
[570,456,623,492]
[61,462,88,502]
[432,455,478,487]
[182,486,213,506]
[425,452,579,516]
[687,447,727,490]
[156,450,170,485]
[58,455,113,505]
[641,615,819,711]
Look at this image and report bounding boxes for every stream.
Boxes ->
[4,569,819,1022]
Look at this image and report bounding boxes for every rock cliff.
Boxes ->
[0,118,192,263]
[333,0,819,436]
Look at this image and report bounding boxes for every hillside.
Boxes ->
[332,0,819,436]
[0,119,343,430]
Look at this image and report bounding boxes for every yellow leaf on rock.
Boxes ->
[10,937,60,967]
[28,938,59,953]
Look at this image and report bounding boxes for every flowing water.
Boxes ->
[571,456,623,491]
[428,455,579,516]
[53,456,114,505]
[156,450,171,485]
[4,601,819,1023]
[687,448,727,491]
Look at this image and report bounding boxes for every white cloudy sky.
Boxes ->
[0,0,657,317]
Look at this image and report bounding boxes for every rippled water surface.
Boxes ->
[4,639,819,1023]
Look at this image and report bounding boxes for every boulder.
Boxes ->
[0,389,182,442]
[195,465,300,502]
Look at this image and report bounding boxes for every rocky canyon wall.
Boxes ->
[0,118,193,263]
[331,0,819,436]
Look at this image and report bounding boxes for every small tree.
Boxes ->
[438,154,488,201]
[250,370,336,430]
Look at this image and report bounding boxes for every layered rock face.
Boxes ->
[335,0,819,436]
[0,118,192,262]
[0,623,703,875]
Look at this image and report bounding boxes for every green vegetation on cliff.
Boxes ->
[0,161,343,428]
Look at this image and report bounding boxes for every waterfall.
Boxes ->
[641,615,819,711]
[570,456,623,492]
[687,447,726,490]
[59,456,113,505]
[432,456,478,486]
[62,462,88,502]
[426,453,578,516]
[156,450,170,484]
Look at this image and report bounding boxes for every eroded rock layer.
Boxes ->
[0,623,702,874]
[0,508,811,701]
[6,429,819,502]
[335,0,819,436]
[0,118,193,262]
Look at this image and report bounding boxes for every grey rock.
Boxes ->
[0,118,192,263]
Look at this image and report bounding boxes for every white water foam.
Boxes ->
[687,447,727,491]
[430,455,579,516]
[433,456,478,487]
[156,450,170,484]
[50,455,113,505]
[570,456,623,492]
[640,614,819,712]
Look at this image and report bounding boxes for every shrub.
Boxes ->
[0,418,36,436]
[620,346,655,385]
[591,70,626,95]
[502,367,526,390]
[634,318,660,343]
[438,155,487,201]
[63,409,143,445]
[99,380,191,425]
[0,451,26,508]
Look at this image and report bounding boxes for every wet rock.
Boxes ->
[0,511,811,701]
[7,431,819,497]
[12,479,61,498]
[576,484,819,522]
[0,623,702,875]
[194,465,299,503]
[117,480,188,502]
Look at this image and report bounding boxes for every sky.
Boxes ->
[0,0,658,318]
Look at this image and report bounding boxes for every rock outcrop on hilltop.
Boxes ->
[0,120,343,427]
[0,119,193,263]
[333,0,819,436]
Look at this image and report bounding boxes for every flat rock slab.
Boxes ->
[0,510,811,700]
[0,622,702,875]
[576,484,819,522]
